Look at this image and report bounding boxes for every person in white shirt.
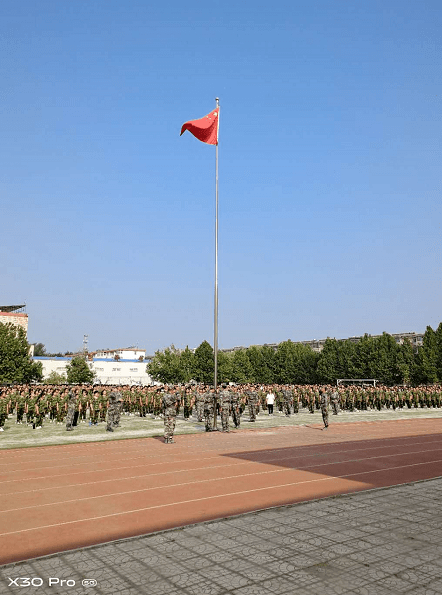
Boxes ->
[266,391,275,415]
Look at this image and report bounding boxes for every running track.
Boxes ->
[1,418,441,565]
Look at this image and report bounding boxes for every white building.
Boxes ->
[35,354,153,386]
[0,305,28,336]
[90,348,146,361]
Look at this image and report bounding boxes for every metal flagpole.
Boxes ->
[213,97,220,430]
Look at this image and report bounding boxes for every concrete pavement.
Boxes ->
[1,476,441,595]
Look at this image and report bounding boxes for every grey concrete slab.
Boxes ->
[1,477,442,595]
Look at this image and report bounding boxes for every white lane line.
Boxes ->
[2,423,440,466]
[1,437,441,487]
[1,460,441,538]
[2,433,442,475]
[1,436,441,488]
[1,449,442,513]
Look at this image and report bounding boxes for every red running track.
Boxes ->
[0,418,441,565]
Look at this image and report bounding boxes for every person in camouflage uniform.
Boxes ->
[320,388,329,429]
[218,384,231,432]
[106,390,122,432]
[0,391,8,432]
[89,390,100,425]
[25,389,39,429]
[204,389,216,431]
[330,390,340,415]
[33,389,45,429]
[65,390,77,431]
[230,388,241,428]
[308,391,315,414]
[246,389,259,422]
[282,387,292,416]
[14,389,26,424]
[292,388,299,414]
[194,388,205,422]
[162,387,179,443]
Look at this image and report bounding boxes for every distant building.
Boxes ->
[0,305,28,336]
[89,347,146,361]
[221,331,425,354]
[35,348,154,385]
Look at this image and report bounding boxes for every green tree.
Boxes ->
[274,340,317,384]
[434,322,442,382]
[230,349,254,383]
[65,356,95,384]
[43,371,67,385]
[217,351,233,383]
[246,345,275,384]
[0,323,43,383]
[33,343,47,356]
[336,340,358,379]
[146,345,183,383]
[179,346,195,383]
[396,338,415,385]
[415,326,439,384]
[365,333,401,385]
[316,338,340,384]
[193,340,214,384]
[261,345,278,383]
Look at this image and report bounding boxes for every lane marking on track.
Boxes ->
[1,450,442,513]
[1,431,440,470]
[2,435,442,479]
[2,438,442,490]
[2,443,442,498]
[1,419,440,463]
[1,460,441,538]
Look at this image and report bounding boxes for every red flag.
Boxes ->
[180,108,219,145]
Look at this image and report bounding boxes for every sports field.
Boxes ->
[1,410,441,565]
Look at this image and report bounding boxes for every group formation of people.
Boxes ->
[0,385,127,434]
[0,382,441,442]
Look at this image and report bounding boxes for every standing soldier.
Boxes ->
[246,389,258,422]
[89,390,100,425]
[66,390,77,431]
[113,390,124,427]
[320,388,329,430]
[99,389,108,422]
[182,386,193,420]
[15,389,26,424]
[204,389,216,432]
[0,391,8,432]
[331,389,340,415]
[106,390,122,432]
[293,388,300,414]
[308,390,315,414]
[230,388,241,428]
[162,386,179,443]
[218,384,231,433]
[282,387,292,416]
[27,388,41,429]
[34,389,45,429]
[194,388,205,422]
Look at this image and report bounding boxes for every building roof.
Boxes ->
[0,305,26,313]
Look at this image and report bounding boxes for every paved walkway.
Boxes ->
[1,477,441,595]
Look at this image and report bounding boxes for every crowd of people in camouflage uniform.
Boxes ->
[0,383,441,441]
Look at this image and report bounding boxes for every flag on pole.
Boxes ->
[180,108,219,145]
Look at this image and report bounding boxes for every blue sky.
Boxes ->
[1,0,441,354]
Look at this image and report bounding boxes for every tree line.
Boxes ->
[0,323,95,385]
[3,320,442,387]
[147,324,442,386]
